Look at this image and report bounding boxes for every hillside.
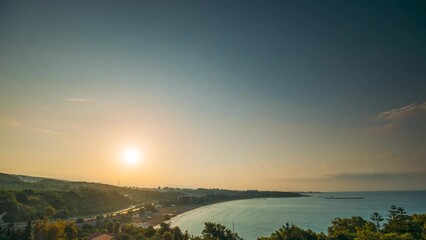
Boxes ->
[0,172,304,223]
[0,173,184,223]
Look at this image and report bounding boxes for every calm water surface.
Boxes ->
[171,191,426,239]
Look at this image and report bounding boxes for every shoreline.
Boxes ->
[144,196,309,227]
[143,204,203,227]
[0,196,307,229]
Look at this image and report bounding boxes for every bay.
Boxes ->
[171,191,426,239]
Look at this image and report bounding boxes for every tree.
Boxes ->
[22,220,32,240]
[158,222,171,235]
[202,222,242,240]
[113,222,121,235]
[384,206,410,234]
[33,220,48,240]
[144,226,156,238]
[172,226,184,240]
[370,212,384,230]
[411,214,426,240]
[105,221,115,233]
[328,216,368,240]
[14,192,29,204]
[44,206,56,219]
[33,220,66,240]
[45,221,65,240]
[0,224,22,240]
[261,223,319,240]
[71,208,78,216]
[64,222,78,240]
[162,231,173,240]
[355,223,381,240]
[2,199,20,222]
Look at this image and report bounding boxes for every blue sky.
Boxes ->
[1,0,425,190]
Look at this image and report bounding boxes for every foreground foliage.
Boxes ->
[259,206,426,240]
[0,206,424,240]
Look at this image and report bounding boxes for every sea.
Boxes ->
[170,191,426,239]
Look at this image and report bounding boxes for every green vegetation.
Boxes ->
[0,188,132,222]
[0,221,242,240]
[0,173,303,223]
[259,206,426,240]
[1,206,424,240]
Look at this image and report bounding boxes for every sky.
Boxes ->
[1,0,425,191]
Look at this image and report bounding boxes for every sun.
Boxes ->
[121,148,142,166]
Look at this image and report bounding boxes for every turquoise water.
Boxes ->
[171,191,426,239]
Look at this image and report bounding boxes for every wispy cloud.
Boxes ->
[372,102,426,132]
[375,102,426,122]
[0,119,63,136]
[29,126,62,135]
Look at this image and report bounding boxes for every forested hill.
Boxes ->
[0,172,183,223]
[0,172,304,223]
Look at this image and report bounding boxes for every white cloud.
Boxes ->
[375,102,426,122]
[28,126,62,135]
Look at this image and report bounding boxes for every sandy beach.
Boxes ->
[132,204,203,227]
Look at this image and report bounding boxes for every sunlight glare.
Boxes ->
[121,148,142,166]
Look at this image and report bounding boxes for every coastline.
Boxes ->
[1,195,307,229]
[144,204,203,227]
[161,191,426,238]
[143,201,230,227]
[145,195,309,227]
